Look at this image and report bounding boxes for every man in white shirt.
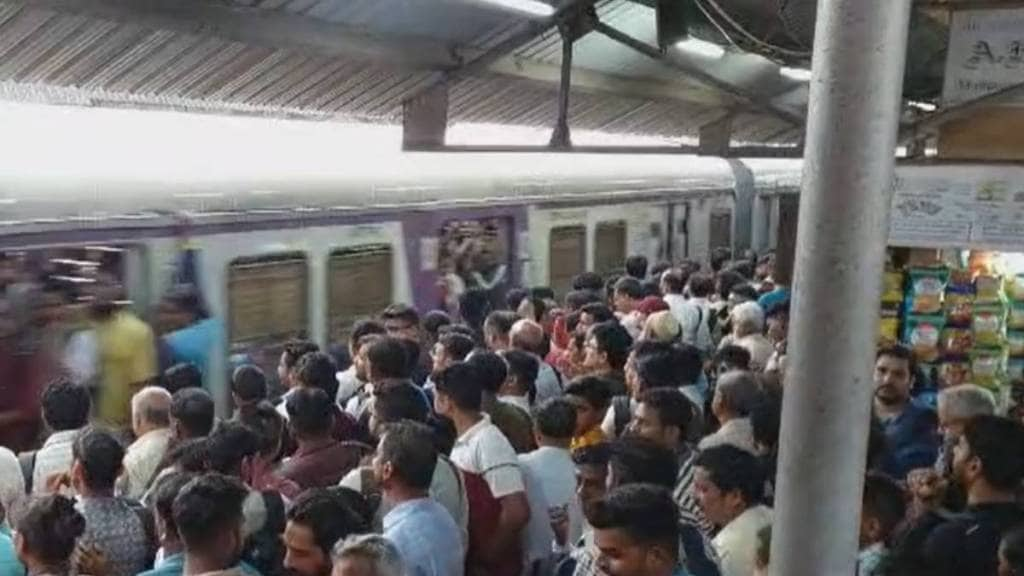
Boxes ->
[699,371,759,455]
[434,362,530,574]
[519,398,582,550]
[679,273,715,353]
[32,378,91,494]
[118,386,173,500]
[693,446,772,576]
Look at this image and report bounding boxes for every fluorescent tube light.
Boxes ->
[475,0,556,17]
[674,38,726,59]
[780,66,812,82]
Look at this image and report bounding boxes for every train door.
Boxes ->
[709,208,733,253]
[437,216,514,313]
[548,225,586,302]
[668,203,690,262]
[327,244,393,344]
[594,220,627,278]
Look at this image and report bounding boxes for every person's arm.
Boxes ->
[485,491,530,559]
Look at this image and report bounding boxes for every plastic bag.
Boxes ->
[903,315,945,363]
[975,274,1003,305]
[973,305,1006,348]
[907,268,948,315]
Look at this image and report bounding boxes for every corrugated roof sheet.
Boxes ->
[0,0,804,146]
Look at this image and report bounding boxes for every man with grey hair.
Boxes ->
[331,534,404,576]
[118,386,173,499]
[935,384,997,473]
[699,370,760,454]
[720,302,773,372]
[510,319,563,404]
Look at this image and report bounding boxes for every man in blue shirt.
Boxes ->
[377,421,464,576]
[873,345,939,481]
[590,484,690,576]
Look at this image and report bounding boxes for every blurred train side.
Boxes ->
[0,153,803,411]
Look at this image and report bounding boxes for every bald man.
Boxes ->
[118,386,174,499]
[510,319,564,404]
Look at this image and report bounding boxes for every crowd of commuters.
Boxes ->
[0,248,1023,576]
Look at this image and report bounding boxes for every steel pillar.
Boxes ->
[769,1,913,576]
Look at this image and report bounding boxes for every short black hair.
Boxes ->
[238,401,284,458]
[572,442,612,468]
[379,420,437,491]
[288,488,370,557]
[295,351,339,401]
[501,349,539,403]
[638,388,693,434]
[167,438,210,474]
[565,289,600,312]
[350,320,387,350]
[876,344,915,372]
[624,255,649,280]
[714,345,752,372]
[862,472,907,541]
[589,484,679,560]
[649,261,671,279]
[631,341,678,391]
[206,420,262,475]
[286,387,334,438]
[730,283,759,302]
[458,288,492,330]
[531,286,556,301]
[750,390,783,452]
[173,473,249,550]
[282,340,320,371]
[422,310,452,339]
[565,376,613,411]
[437,333,475,362]
[72,427,124,491]
[231,365,267,403]
[152,471,195,537]
[589,321,633,371]
[1001,526,1024,576]
[466,351,508,394]
[398,339,422,377]
[695,445,764,506]
[572,272,605,292]
[484,311,519,338]
[41,377,91,431]
[16,495,85,566]
[688,273,715,299]
[534,397,577,440]
[660,269,687,294]
[171,388,216,439]
[641,280,661,298]
[163,363,204,394]
[374,381,429,424]
[580,303,615,325]
[435,363,483,412]
[506,288,529,312]
[367,337,411,380]
[613,277,644,300]
[608,436,678,489]
[439,323,479,342]
[963,415,1024,490]
[380,303,420,327]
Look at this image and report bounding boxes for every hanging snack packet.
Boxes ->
[975,274,1003,305]
[1009,331,1024,358]
[944,292,974,327]
[941,326,973,356]
[939,360,971,388]
[1008,358,1024,382]
[1009,303,1024,331]
[904,315,945,363]
[907,268,948,315]
[971,349,1005,388]
[1009,274,1024,302]
[973,305,1006,348]
[882,271,904,305]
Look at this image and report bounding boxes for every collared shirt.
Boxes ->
[877,401,939,481]
[95,311,158,427]
[137,552,262,576]
[676,449,714,538]
[118,427,172,500]
[76,496,149,576]
[383,498,464,576]
[33,429,80,495]
[712,505,772,576]
[279,439,362,490]
[698,418,756,455]
[519,446,583,548]
[164,318,222,381]
[451,415,524,498]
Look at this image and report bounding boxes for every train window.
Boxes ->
[548,226,586,301]
[594,221,627,278]
[709,210,733,252]
[327,244,393,343]
[227,252,308,349]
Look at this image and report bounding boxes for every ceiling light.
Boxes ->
[674,38,725,59]
[780,67,812,82]
[475,0,556,17]
[908,100,937,112]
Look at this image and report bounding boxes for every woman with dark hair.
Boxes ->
[14,495,86,576]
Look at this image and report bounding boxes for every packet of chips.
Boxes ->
[971,349,1005,388]
[882,271,904,305]
[1009,274,1024,303]
[944,292,974,327]
[1009,331,1024,357]
[939,360,971,388]
[941,327,973,356]
[906,268,948,315]
[1009,303,1024,331]
[904,315,945,363]
[973,305,1006,348]
[975,274,1004,305]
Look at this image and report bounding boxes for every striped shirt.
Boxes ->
[676,448,715,537]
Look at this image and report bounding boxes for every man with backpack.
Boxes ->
[434,362,530,576]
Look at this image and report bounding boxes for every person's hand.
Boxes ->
[907,468,948,516]
[45,471,72,494]
[77,543,109,576]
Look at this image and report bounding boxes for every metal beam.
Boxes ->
[19,0,465,70]
[592,21,805,126]
[405,143,803,157]
[771,2,913,576]
[899,79,1024,143]
[916,0,1024,9]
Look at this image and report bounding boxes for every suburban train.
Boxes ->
[0,142,803,410]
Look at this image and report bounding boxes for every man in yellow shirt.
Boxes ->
[93,298,158,428]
